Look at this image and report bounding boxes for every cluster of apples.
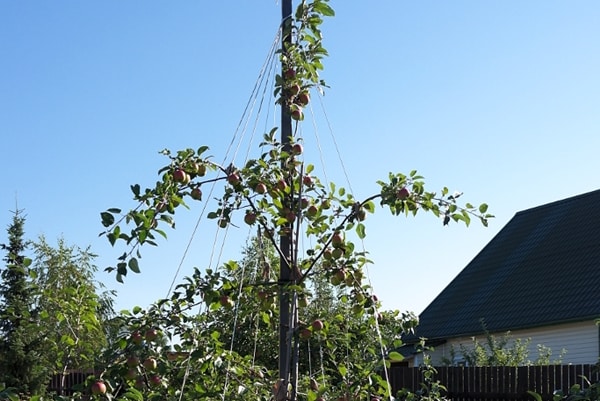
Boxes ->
[284,68,310,121]
[122,329,163,390]
[299,318,324,340]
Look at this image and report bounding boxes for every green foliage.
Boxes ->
[31,236,115,374]
[529,370,600,401]
[442,320,566,367]
[0,209,49,396]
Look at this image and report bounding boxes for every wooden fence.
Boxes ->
[47,370,97,396]
[388,364,600,401]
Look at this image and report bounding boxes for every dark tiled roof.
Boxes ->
[409,189,600,342]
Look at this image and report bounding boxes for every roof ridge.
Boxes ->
[514,188,600,216]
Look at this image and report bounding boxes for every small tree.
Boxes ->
[31,236,115,389]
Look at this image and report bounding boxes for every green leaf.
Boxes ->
[388,351,404,362]
[338,364,348,376]
[527,391,543,401]
[479,203,489,213]
[128,257,140,273]
[100,212,115,227]
[356,223,366,239]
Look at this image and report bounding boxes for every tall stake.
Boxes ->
[278,0,294,400]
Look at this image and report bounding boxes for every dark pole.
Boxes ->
[278,0,294,400]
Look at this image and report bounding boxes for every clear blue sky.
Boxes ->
[1,1,599,315]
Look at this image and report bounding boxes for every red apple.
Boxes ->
[173,169,187,183]
[284,68,296,79]
[286,211,296,223]
[190,187,202,201]
[299,328,312,339]
[290,83,301,96]
[227,172,241,185]
[244,212,257,225]
[130,332,143,345]
[291,108,303,121]
[91,381,106,395]
[220,295,234,308]
[145,328,158,342]
[126,356,139,368]
[255,182,267,194]
[306,205,318,217]
[331,232,343,247]
[311,319,324,331]
[277,179,288,191]
[291,143,303,155]
[149,375,161,388]
[396,187,410,200]
[299,197,309,209]
[296,91,310,106]
[143,357,157,371]
[302,175,313,186]
[330,269,344,285]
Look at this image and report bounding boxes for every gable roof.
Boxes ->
[409,189,600,342]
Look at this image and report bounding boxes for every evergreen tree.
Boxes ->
[0,209,49,395]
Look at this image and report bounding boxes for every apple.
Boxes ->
[173,169,187,183]
[220,295,234,308]
[332,247,344,260]
[286,211,296,223]
[311,319,324,331]
[125,368,137,380]
[396,187,410,200]
[302,175,313,186]
[227,172,241,185]
[330,269,345,285]
[316,398,325,401]
[143,357,157,371]
[323,248,332,260]
[296,91,310,106]
[277,179,288,191]
[244,212,257,225]
[292,143,303,155]
[91,381,106,395]
[284,68,296,79]
[306,205,318,217]
[195,163,207,177]
[145,328,158,342]
[148,375,161,388]
[126,356,139,368]
[357,208,367,221]
[134,377,145,389]
[291,108,303,121]
[190,187,202,201]
[290,83,301,96]
[130,332,143,345]
[331,232,344,248]
[299,197,309,209]
[255,182,267,194]
[299,328,312,339]
[257,290,269,301]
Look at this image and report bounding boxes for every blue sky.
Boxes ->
[1,1,599,315]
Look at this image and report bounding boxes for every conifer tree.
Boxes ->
[0,209,48,395]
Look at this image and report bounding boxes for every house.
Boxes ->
[401,189,600,366]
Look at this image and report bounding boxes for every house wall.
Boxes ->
[424,320,599,366]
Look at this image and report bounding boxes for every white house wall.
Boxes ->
[425,320,599,366]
